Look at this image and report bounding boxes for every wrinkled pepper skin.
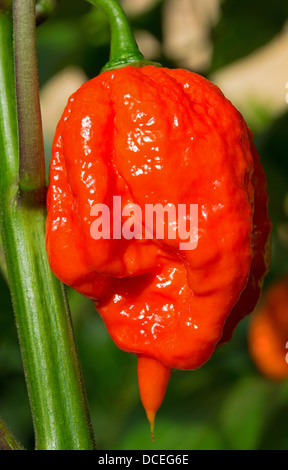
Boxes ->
[45,66,271,423]
[248,277,288,381]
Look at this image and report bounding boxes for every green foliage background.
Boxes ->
[0,0,288,450]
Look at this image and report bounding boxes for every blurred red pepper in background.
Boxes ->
[248,277,288,381]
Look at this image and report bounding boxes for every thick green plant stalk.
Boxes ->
[0,1,96,450]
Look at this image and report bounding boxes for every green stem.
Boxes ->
[0,228,8,284]
[35,0,60,26]
[0,417,24,450]
[13,0,46,196]
[0,3,96,450]
[88,0,161,71]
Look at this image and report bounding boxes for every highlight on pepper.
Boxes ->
[45,0,272,437]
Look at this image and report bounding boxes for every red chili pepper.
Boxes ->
[248,277,288,381]
[45,0,271,436]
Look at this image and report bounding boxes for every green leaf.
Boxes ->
[210,0,288,72]
[219,377,273,449]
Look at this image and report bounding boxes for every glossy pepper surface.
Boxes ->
[248,277,288,381]
[45,64,271,429]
